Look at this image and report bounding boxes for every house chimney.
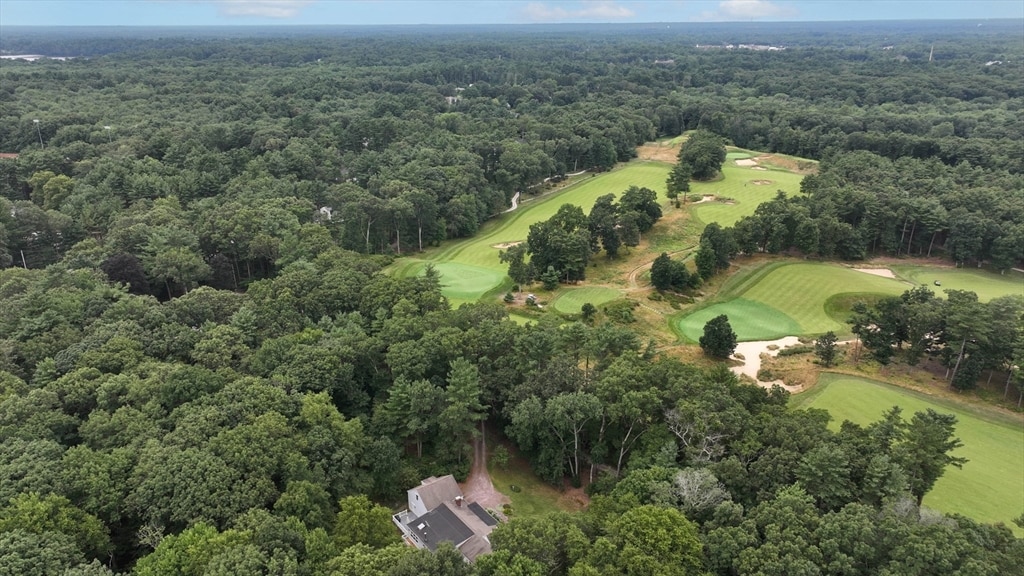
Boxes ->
[455,496,463,507]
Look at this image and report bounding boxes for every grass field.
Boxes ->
[391,161,671,304]
[488,445,581,517]
[676,262,909,342]
[551,286,622,314]
[892,265,1023,302]
[690,157,806,228]
[792,373,1024,533]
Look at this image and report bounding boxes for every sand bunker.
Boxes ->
[731,336,803,392]
[735,158,758,167]
[751,166,767,171]
[751,179,772,185]
[853,267,897,279]
[492,241,523,250]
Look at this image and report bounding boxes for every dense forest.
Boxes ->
[1,21,1022,574]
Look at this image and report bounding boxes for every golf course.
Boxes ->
[792,374,1024,534]
[389,142,1023,530]
[690,151,809,228]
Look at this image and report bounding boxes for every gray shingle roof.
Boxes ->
[406,502,474,551]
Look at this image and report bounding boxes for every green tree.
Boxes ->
[499,243,534,292]
[665,162,691,206]
[815,331,839,367]
[894,409,968,505]
[0,492,111,560]
[333,494,400,550]
[609,505,704,576]
[700,315,737,359]
[695,239,717,280]
[438,358,489,466]
[677,130,727,180]
[650,253,674,291]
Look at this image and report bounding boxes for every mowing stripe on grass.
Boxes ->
[677,261,909,341]
[793,373,1024,533]
[741,263,909,335]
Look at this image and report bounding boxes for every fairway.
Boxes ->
[551,286,622,314]
[892,265,1023,302]
[793,374,1024,533]
[691,157,805,228]
[676,262,909,341]
[393,161,671,302]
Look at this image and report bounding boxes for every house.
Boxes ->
[392,475,499,562]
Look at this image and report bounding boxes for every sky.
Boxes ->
[1,0,1022,27]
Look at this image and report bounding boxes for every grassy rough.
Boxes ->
[792,373,1024,534]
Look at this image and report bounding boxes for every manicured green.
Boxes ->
[677,298,801,342]
[690,159,805,228]
[676,262,908,341]
[551,286,622,314]
[392,161,671,302]
[892,265,1024,303]
[792,374,1024,534]
[429,262,507,304]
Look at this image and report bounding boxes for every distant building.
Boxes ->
[392,475,500,562]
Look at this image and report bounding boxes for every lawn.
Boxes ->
[488,447,578,518]
[792,373,1024,534]
[675,262,909,342]
[551,286,622,314]
[892,265,1024,303]
[690,158,805,228]
[392,161,671,303]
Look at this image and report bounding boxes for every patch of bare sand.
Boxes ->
[731,336,803,392]
[735,158,758,167]
[492,241,523,250]
[751,166,768,171]
[853,267,897,279]
[751,179,772,185]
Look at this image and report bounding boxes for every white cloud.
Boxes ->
[522,1,635,22]
[155,0,316,19]
[697,0,797,21]
[217,0,315,18]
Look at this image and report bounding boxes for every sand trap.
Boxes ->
[735,158,758,167]
[751,179,772,185]
[853,267,896,279]
[751,166,768,171]
[731,336,803,392]
[492,241,523,250]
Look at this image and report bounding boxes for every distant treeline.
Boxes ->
[1,23,1022,283]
